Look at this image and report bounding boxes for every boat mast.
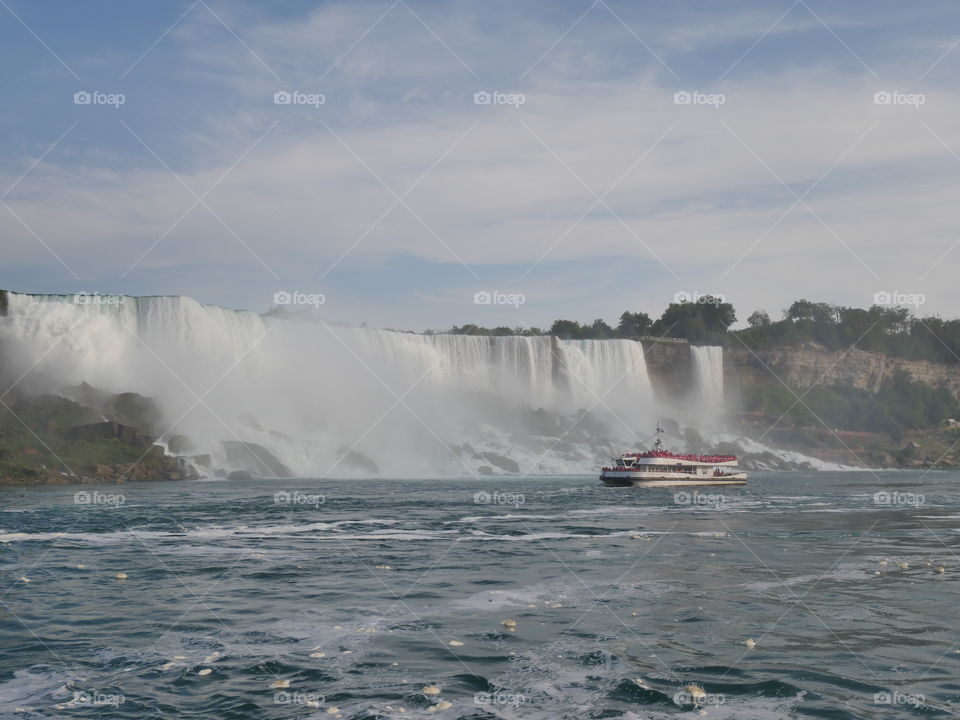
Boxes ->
[653,421,664,451]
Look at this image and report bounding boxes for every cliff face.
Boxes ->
[639,336,960,403]
[639,337,691,399]
[636,338,960,468]
[724,344,960,400]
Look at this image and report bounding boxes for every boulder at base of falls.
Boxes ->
[220,441,292,477]
[333,447,380,474]
[166,434,193,454]
[189,454,212,468]
[473,452,520,474]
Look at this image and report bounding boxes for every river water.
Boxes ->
[1,471,957,718]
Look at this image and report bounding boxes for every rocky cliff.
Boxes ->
[638,337,960,403]
[722,344,960,403]
[639,336,692,399]
[0,393,191,486]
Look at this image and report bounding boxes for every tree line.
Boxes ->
[450,298,735,343]
[447,297,960,364]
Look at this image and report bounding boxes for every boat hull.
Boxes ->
[600,472,747,487]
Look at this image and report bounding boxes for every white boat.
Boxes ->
[599,424,747,487]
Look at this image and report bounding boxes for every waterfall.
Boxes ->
[690,345,724,407]
[556,338,654,409]
[0,292,657,476]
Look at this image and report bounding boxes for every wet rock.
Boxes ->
[334,447,380,474]
[221,441,292,477]
[106,392,164,435]
[189,454,211,468]
[473,452,520,474]
[167,434,193,454]
[238,413,263,431]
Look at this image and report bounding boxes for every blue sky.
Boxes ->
[2,0,960,329]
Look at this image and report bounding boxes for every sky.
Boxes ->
[1,0,959,331]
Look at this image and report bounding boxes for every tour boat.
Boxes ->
[600,424,747,487]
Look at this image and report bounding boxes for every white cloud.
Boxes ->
[3,1,960,325]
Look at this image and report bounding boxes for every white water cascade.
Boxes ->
[0,293,658,476]
[690,345,724,409]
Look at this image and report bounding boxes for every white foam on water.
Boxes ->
[463,529,637,542]
[0,531,94,543]
[0,520,429,545]
[743,564,874,591]
[614,692,807,720]
[716,434,863,471]
[448,513,566,523]
[310,530,458,541]
[568,507,640,515]
[445,582,569,611]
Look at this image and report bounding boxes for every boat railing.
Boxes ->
[622,451,737,463]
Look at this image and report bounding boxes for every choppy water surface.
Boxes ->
[1,471,958,719]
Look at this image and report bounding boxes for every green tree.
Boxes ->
[616,311,652,338]
[549,319,582,339]
[786,299,834,323]
[585,318,614,339]
[747,310,770,328]
[653,297,736,343]
[450,324,484,335]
